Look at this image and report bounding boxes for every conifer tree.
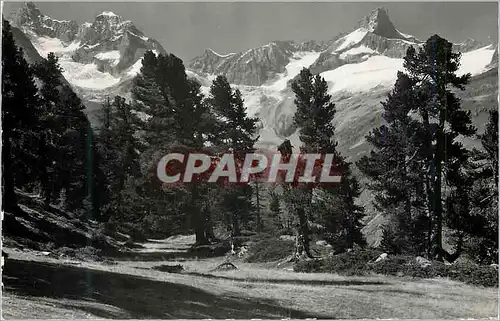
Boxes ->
[269,189,282,231]
[208,75,259,236]
[130,50,220,242]
[96,96,142,222]
[32,52,65,208]
[360,35,477,261]
[1,19,40,212]
[450,109,499,264]
[357,72,429,255]
[403,35,476,261]
[291,68,366,255]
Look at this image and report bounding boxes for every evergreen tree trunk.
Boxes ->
[232,214,241,237]
[195,225,208,245]
[433,122,444,261]
[255,181,262,231]
[297,206,313,258]
[192,186,209,245]
[288,187,313,259]
[194,208,209,245]
[205,212,216,242]
[2,134,18,213]
[421,109,436,259]
[39,133,52,209]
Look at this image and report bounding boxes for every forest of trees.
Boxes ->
[2,17,497,265]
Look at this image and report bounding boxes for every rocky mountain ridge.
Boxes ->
[188,40,330,86]
[10,2,166,76]
[188,7,494,87]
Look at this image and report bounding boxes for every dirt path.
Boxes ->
[2,236,498,319]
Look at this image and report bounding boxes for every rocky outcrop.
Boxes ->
[486,46,498,69]
[11,2,79,42]
[453,38,490,53]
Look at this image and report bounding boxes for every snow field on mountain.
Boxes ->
[321,45,496,95]
[334,29,369,52]
[340,45,378,59]
[457,45,496,76]
[30,36,120,89]
[95,50,121,66]
[59,60,121,89]
[31,36,81,56]
[263,52,322,91]
[321,55,403,94]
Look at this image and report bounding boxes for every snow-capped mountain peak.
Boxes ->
[9,2,167,117]
[356,7,402,39]
[97,11,119,17]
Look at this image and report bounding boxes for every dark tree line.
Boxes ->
[2,19,105,221]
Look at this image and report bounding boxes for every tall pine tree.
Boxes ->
[357,72,429,255]
[403,35,476,261]
[208,75,259,236]
[291,68,366,255]
[2,19,40,212]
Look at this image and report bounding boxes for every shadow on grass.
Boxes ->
[107,250,194,262]
[109,243,230,262]
[3,259,318,319]
[181,271,389,287]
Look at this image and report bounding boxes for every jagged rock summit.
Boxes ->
[11,1,79,42]
[309,8,423,74]
[353,7,420,42]
[356,7,403,39]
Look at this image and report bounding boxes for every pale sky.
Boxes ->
[3,2,498,61]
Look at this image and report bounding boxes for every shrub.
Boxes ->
[188,243,231,258]
[446,262,498,287]
[293,250,498,287]
[245,238,295,263]
[322,249,383,275]
[293,248,383,275]
[294,258,325,273]
[370,255,412,276]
